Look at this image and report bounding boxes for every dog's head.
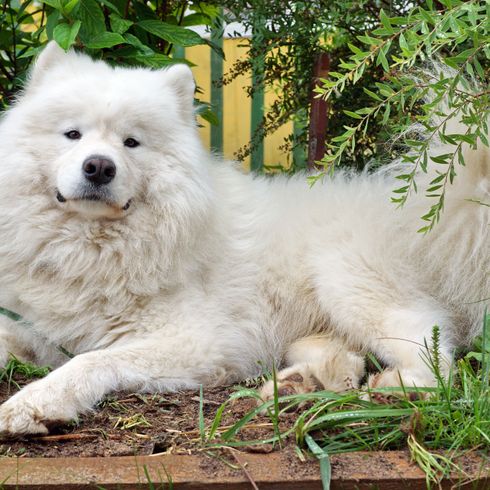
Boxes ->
[5,41,208,220]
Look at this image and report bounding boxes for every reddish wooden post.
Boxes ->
[307,52,330,169]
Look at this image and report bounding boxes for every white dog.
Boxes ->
[0,42,487,436]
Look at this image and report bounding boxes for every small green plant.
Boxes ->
[264,364,283,448]
[0,355,50,390]
[113,413,152,431]
[98,396,129,413]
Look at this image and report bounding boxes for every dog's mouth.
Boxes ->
[56,190,131,211]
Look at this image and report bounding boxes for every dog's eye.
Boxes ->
[124,138,140,148]
[64,130,81,140]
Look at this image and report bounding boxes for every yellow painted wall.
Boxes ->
[186,39,293,170]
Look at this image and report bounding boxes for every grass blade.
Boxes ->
[198,385,205,443]
[305,434,331,490]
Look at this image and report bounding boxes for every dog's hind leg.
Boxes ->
[259,335,365,402]
[363,301,453,392]
[312,252,453,390]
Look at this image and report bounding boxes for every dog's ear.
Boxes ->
[29,41,67,85]
[162,64,196,118]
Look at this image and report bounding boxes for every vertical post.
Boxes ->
[210,13,223,154]
[250,15,264,172]
[293,109,307,170]
[307,52,330,169]
[172,45,185,59]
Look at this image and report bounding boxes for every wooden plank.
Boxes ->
[0,450,487,489]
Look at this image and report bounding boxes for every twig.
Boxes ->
[190,396,221,406]
[32,433,98,442]
[124,0,130,18]
[227,447,259,490]
[38,3,46,39]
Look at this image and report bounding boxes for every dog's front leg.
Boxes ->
[0,336,230,436]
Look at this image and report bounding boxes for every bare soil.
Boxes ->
[0,374,298,458]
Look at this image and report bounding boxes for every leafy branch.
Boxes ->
[314,0,490,231]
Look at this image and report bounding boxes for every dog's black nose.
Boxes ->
[82,156,116,185]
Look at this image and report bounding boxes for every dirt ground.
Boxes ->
[0,374,298,458]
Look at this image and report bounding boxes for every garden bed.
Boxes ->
[0,375,489,488]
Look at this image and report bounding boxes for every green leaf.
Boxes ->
[419,8,435,26]
[204,38,225,59]
[123,33,153,55]
[426,184,443,192]
[45,10,62,40]
[85,31,126,49]
[137,20,204,47]
[376,48,389,71]
[465,351,483,361]
[473,58,485,79]
[429,174,446,184]
[343,110,363,120]
[40,0,79,15]
[181,13,212,26]
[196,104,219,126]
[382,103,391,125]
[53,21,81,51]
[77,0,106,41]
[109,13,133,35]
[430,154,451,164]
[363,88,382,101]
[40,0,61,8]
[61,0,79,14]
[132,53,176,68]
[347,43,363,56]
[379,10,394,33]
[372,27,392,37]
[399,32,409,51]
[396,174,413,181]
[357,35,380,46]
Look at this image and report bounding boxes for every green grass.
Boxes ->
[0,355,50,390]
[200,313,490,488]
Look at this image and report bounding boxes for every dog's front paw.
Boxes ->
[0,398,49,436]
[0,376,80,437]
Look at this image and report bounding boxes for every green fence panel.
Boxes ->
[210,16,224,154]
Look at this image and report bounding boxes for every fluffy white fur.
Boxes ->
[0,42,487,435]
